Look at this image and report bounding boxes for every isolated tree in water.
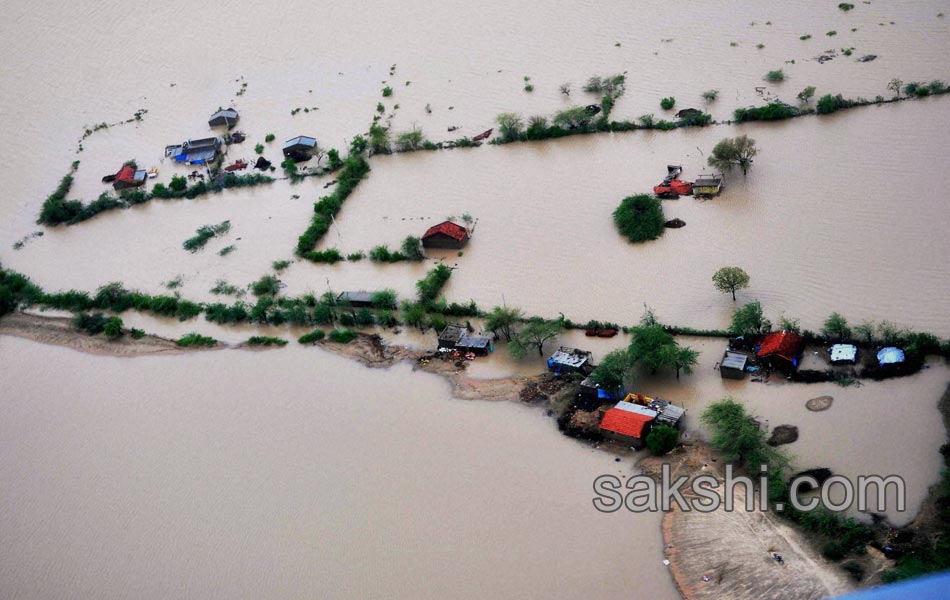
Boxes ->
[712,266,751,301]
[485,305,524,342]
[708,135,758,176]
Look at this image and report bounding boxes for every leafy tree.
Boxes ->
[589,348,634,392]
[628,325,676,374]
[396,127,425,151]
[400,300,428,330]
[495,113,523,142]
[552,106,592,130]
[730,301,771,335]
[797,85,816,103]
[369,122,390,154]
[613,194,665,243]
[251,275,280,297]
[646,424,679,456]
[708,135,758,176]
[887,78,903,98]
[485,305,524,342]
[822,312,852,340]
[702,89,719,101]
[509,319,562,358]
[778,314,802,334]
[660,96,676,110]
[712,266,750,301]
[853,320,876,343]
[169,175,188,192]
[671,346,700,380]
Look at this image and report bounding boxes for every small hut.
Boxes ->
[720,351,749,380]
[208,108,239,129]
[547,347,593,375]
[692,173,724,197]
[437,324,493,356]
[103,165,147,190]
[337,291,375,308]
[421,221,470,249]
[283,136,317,162]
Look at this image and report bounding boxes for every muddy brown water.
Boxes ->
[1,1,950,598]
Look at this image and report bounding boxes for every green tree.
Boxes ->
[797,85,816,103]
[509,319,562,358]
[396,127,425,151]
[822,312,852,340]
[613,194,665,243]
[495,113,523,142]
[712,266,751,301]
[887,78,903,98]
[628,325,676,374]
[589,348,634,392]
[371,289,397,309]
[645,424,679,456]
[369,122,390,154]
[485,305,524,342]
[671,346,700,380]
[708,135,758,176]
[730,301,771,335]
[552,106,592,130]
[169,175,188,192]
[251,275,280,297]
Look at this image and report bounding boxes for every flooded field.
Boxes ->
[2,0,950,598]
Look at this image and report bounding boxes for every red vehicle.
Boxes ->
[653,165,693,198]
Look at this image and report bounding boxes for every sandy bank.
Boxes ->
[0,312,218,357]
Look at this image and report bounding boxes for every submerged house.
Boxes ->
[102,165,147,190]
[756,330,805,372]
[166,137,222,164]
[599,402,658,449]
[337,291,375,308]
[421,221,470,250]
[829,344,858,365]
[283,136,317,161]
[720,351,749,380]
[437,324,493,356]
[208,108,239,129]
[692,173,724,197]
[547,347,593,375]
[576,376,620,410]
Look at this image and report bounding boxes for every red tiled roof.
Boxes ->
[115,165,137,183]
[599,408,652,439]
[422,220,468,241]
[756,330,805,361]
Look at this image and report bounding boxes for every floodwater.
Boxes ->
[1,0,950,598]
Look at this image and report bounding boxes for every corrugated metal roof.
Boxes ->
[613,401,658,419]
[338,291,374,304]
[284,135,317,149]
[722,351,748,370]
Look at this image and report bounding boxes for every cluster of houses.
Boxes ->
[719,329,908,380]
[546,345,686,449]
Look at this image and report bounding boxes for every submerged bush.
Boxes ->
[298,329,326,344]
[251,274,281,297]
[613,194,664,243]
[660,96,676,110]
[416,264,453,303]
[303,248,344,263]
[328,328,356,343]
[296,155,370,254]
[734,102,798,122]
[176,333,217,347]
[764,69,785,82]
[247,336,288,346]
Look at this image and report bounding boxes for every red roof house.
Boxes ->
[104,165,148,190]
[756,330,805,371]
[599,407,655,448]
[421,221,470,249]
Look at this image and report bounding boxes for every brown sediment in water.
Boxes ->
[0,311,220,356]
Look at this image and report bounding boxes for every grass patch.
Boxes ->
[298,329,326,344]
[176,333,217,347]
[734,102,798,122]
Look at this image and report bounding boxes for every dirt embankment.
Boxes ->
[640,445,857,600]
[0,312,215,356]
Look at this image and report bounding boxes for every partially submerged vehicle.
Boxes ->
[653,165,693,198]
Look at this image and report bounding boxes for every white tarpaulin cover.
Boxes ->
[877,347,905,365]
[830,344,858,363]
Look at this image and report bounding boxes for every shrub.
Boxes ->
[396,127,425,151]
[272,260,291,271]
[400,235,425,261]
[103,316,123,339]
[130,328,145,339]
[800,34,812,40]
[298,329,326,344]
[265,133,275,142]
[816,93,853,114]
[613,194,664,243]
[553,106,593,130]
[382,86,393,97]
[368,245,407,263]
[251,274,281,297]
[646,424,679,455]
[416,264,453,303]
[303,248,343,263]
[247,336,288,346]
[329,328,356,343]
[656,120,676,130]
[734,102,797,122]
[346,251,365,261]
[296,155,370,254]
[702,89,719,101]
[36,173,78,225]
[660,97,676,110]
[371,289,398,309]
[838,3,854,10]
[822,312,851,340]
[496,113,524,142]
[176,333,217,347]
[73,312,108,335]
[730,301,771,335]
[638,114,655,127]
[764,69,785,82]
[169,175,188,192]
[255,143,264,154]
[354,308,375,326]
[183,221,230,252]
